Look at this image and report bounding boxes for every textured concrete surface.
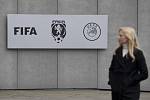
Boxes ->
[17,0,58,89]
[0,89,149,100]
[58,0,97,14]
[98,0,137,89]
[0,0,149,90]
[58,0,98,88]
[18,0,57,14]
[58,50,97,88]
[138,0,150,91]
[18,50,57,89]
[0,0,17,89]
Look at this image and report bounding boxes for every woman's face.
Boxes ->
[118,32,128,45]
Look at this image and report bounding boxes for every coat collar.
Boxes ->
[116,46,123,58]
[115,46,131,69]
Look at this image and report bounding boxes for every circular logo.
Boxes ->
[83,22,101,41]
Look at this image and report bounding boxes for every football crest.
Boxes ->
[83,22,101,41]
[51,20,66,43]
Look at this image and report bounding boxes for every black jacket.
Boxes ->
[108,47,148,89]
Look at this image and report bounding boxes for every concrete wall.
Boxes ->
[138,0,150,91]
[58,0,98,88]
[0,0,17,89]
[98,0,137,89]
[17,0,58,89]
[0,0,149,91]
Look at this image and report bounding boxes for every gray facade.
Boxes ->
[0,0,149,91]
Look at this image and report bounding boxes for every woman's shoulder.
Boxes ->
[134,48,143,54]
[134,48,144,57]
[114,46,122,54]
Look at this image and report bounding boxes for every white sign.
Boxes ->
[7,14,108,49]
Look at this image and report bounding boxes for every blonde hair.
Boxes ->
[118,27,139,61]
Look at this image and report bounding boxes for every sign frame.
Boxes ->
[7,14,108,49]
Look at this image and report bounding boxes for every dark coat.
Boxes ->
[108,47,148,100]
[109,47,148,100]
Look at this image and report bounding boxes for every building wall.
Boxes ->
[98,0,137,89]
[138,0,150,91]
[0,0,149,91]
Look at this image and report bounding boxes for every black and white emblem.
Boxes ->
[83,22,101,41]
[51,20,66,43]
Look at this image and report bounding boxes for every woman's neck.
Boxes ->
[122,44,128,57]
[122,44,128,49]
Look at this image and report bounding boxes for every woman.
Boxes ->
[108,27,148,100]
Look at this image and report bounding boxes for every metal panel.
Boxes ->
[0,0,17,89]
[98,0,137,89]
[138,0,150,91]
[58,0,98,88]
[18,0,58,89]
